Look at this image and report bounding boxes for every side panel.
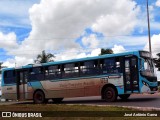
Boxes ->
[40,75,124,99]
[1,85,17,100]
[1,69,17,100]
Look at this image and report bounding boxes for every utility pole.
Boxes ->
[146,0,152,56]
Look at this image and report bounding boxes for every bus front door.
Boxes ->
[17,71,28,100]
[124,57,139,93]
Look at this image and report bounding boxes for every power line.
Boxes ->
[0,48,160,56]
[0,34,151,41]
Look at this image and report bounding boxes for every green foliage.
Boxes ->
[158,86,160,92]
[0,62,2,74]
[99,48,113,55]
[34,50,55,63]
[0,62,7,74]
[153,53,160,71]
[0,104,158,120]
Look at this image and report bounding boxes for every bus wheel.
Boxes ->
[52,98,63,103]
[33,90,46,104]
[119,94,130,100]
[103,87,117,102]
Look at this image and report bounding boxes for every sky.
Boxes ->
[0,0,160,79]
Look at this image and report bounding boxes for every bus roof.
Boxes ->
[2,50,146,71]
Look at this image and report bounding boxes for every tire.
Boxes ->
[119,94,130,100]
[33,90,46,104]
[103,87,117,102]
[52,98,63,103]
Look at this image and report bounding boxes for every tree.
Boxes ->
[0,62,7,74]
[34,50,55,63]
[153,53,160,71]
[0,62,3,74]
[99,48,113,55]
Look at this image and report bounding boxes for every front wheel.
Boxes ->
[103,87,117,102]
[52,98,63,103]
[119,94,130,100]
[33,90,46,104]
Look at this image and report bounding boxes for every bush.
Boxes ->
[158,86,160,92]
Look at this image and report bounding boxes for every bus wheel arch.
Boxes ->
[101,84,118,102]
[33,89,47,104]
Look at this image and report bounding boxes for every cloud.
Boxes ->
[2,0,140,67]
[26,0,139,50]
[97,35,148,50]
[156,0,160,7]
[82,34,99,48]
[143,33,160,80]
[76,48,101,58]
[112,45,126,53]
[0,32,18,50]
[92,9,139,36]
[55,48,101,61]
[3,56,33,68]
[0,0,40,28]
[144,34,160,58]
[0,0,39,17]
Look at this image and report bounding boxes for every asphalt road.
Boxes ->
[0,93,160,109]
[63,93,160,109]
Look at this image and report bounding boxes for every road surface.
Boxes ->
[63,94,160,109]
[0,94,160,109]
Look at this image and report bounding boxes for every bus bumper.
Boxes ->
[150,86,158,92]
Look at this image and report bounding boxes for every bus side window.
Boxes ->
[62,63,79,78]
[80,60,99,76]
[45,66,50,80]
[115,57,121,73]
[79,62,87,75]
[28,67,44,81]
[74,63,79,76]
[45,65,61,80]
[45,67,49,76]
[101,57,121,74]
[4,70,16,84]
[24,71,28,83]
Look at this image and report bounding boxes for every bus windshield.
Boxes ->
[144,58,154,73]
[139,51,156,77]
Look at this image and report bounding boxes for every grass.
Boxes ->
[158,86,160,92]
[0,104,132,111]
[0,103,159,120]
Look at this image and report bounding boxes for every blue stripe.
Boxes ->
[49,73,123,82]
[29,81,44,90]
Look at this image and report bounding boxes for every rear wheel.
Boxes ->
[33,90,46,104]
[119,94,130,100]
[103,87,117,102]
[52,98,63,103]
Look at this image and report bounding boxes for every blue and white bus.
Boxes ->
[1,50,158,103]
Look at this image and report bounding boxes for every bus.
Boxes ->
[1,50,158,103]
